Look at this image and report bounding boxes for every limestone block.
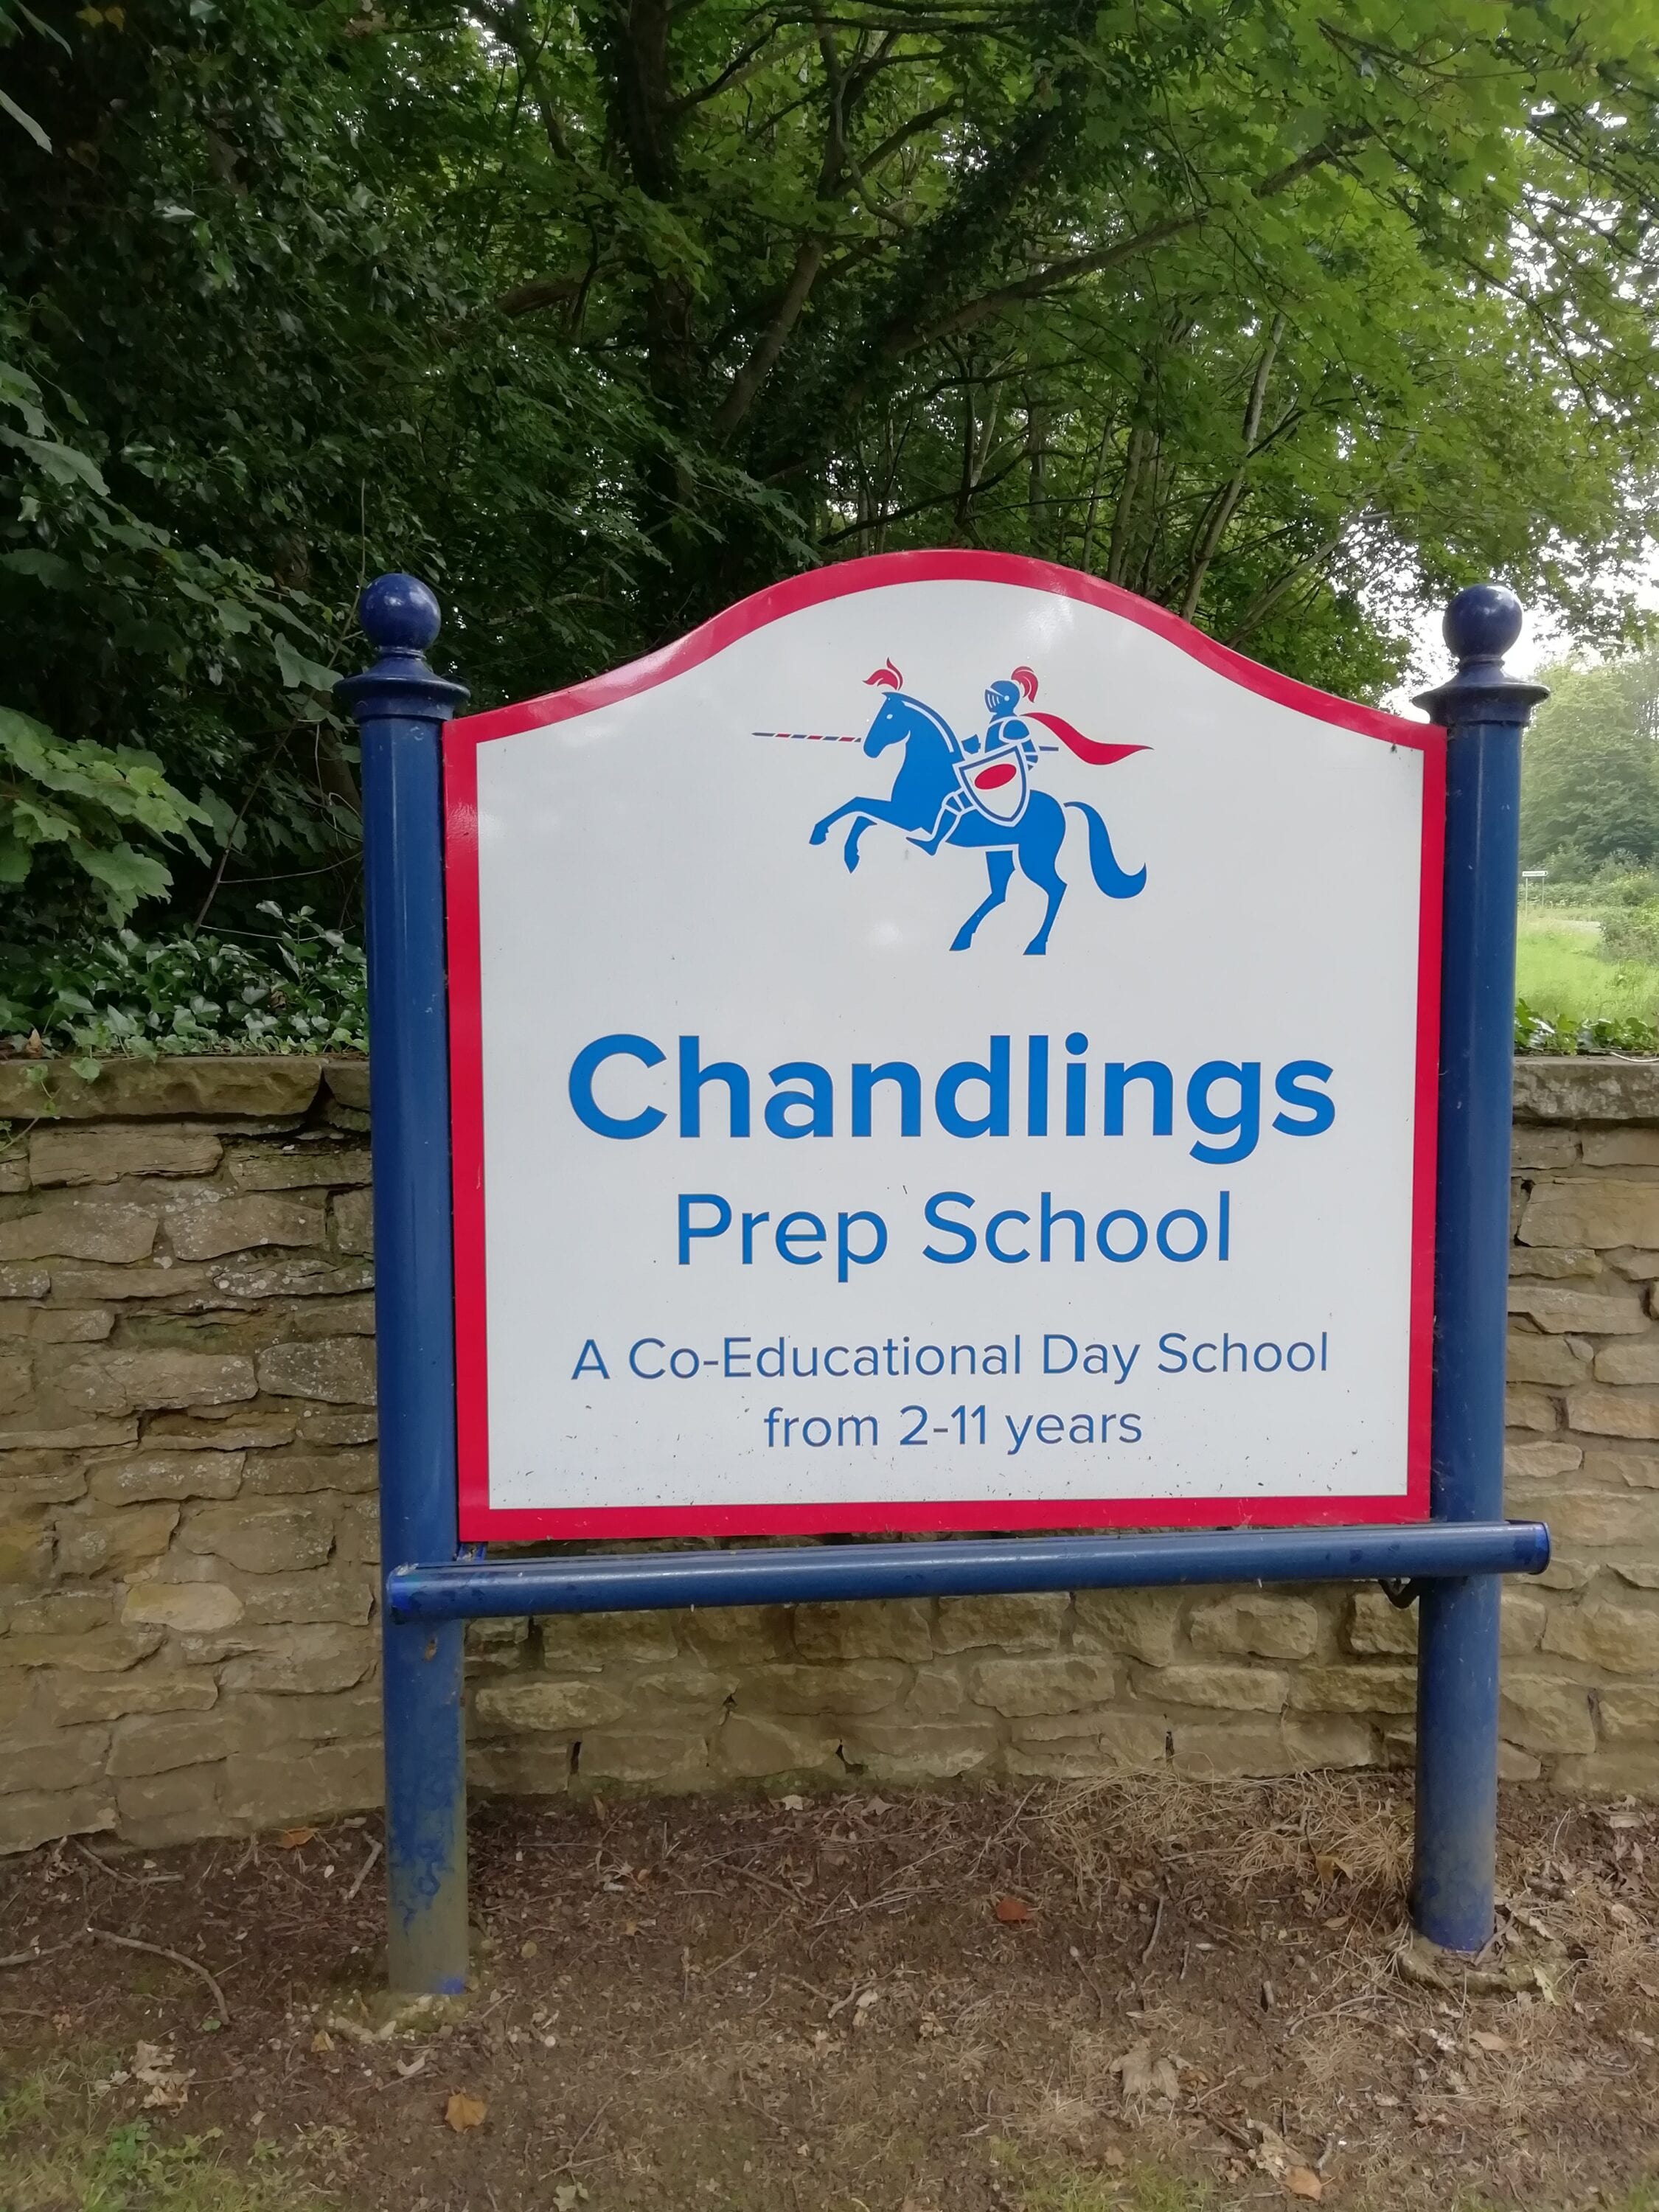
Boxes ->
[0,1200,157,1264]
[0,1265,49,1298]
[208,1256,375,1301]
[164,1190,326,1262]
[1512,1057,1659,1124]
[0,1150,26,1194]
[1507,1332,1593,1387]
[0,1786,113,1854]
[469,1742,571,1798]
[1502,1589,1549,1653]
[1005,1711,1169,1777]
[576,1730,711,1787]
[1172,1722,1290,1776]
[966,1655,1118,1716]
[119,1577,244,1633]
[333,1188,373,1256]
[295,1409,377,1447]
[290,1295,375,1340]
[1347,1589,1416,1655]
[714,1711,839,1778]
[0,1351,32,1415]
[465,1617,529,1669]
[1611,1560,1659,1589]
[840,1719,998,1781]
[1287,1665,1417,1714]
[1512,1130,1582,1170]
[537,1609,678,1674]
[241,1448,376,1497]
[793,1599,932,1663]
[1514,1487,1654,1546]
[178,1500,333,1574]
[1542,1595,1659,1674]
[46,1666,218,1724]
[333,1498,378,1565]
[740,1662,906,1715]
[255,1338,376,1404]
[61,1349,257,1416]
[0,1675,35,1730]
[1584,1130,1659,1165]
[1520,1180,1659,1251]
[90,1450,246,1503]
[221,1686,380,1749]
[900,1669,969,1719]
[233,1570,372,1628]
[1144,1663,1289,1712]
[1072,1588,1180,1663]
[0,1625,162,1672]
[674,1604,793,1665]
[0,1725,108,1795]
[108,1714,229,1778]
[116,1761,235,1846]
[217,1624,374,1694]
[9,1590,114,1634]
[1506,1386,1560,1433]
[1595,1340,1659,1385]
[627,1666,734,1714]
[934,1591,1068,1653]
[1509,1247,1601,1280]
[1612,1252,1659,1281]
[1546,1747,1659,1795]
[31,1310,114,1343]
[1281,1717,1374,1769]
[0,1416,136,1453]
[229,1145,372,1191]
[1567,1388,1659,1441]
[476,1677,627,1731]
[1188,1593,1320,1660]
[1597,1684,1659,1740]
[0,1057,321,1121]
[142,1412,297,1450]
[324,1062,370,1110]
[1507,1286,1648,1335]
[29,1127,223,1186]
[1537,1557,1594,1591]
[1500,1674,1596,1754]
[57,1502,179,1578]
[0,1508,50,1586]
[1504,1441,1582,1480]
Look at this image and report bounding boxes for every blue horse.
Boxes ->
[808,688,1146,953]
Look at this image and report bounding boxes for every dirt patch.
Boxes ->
[2,1776,1658,2210]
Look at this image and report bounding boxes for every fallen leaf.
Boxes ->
[310,2029,335,2053]
[1312,1851,1352,1884]
[131,2042,192,2110]
[445,2090,487,2132]
[995,1894,1032,1924]
[275,1827,317,1849]
[520,1938,538,1959]
[1471,2030,1509,2053]
[1109,2040,1180,2112]
[1286,2167,1324,2200]
[395,2054,427,2079]
[778,1794,806,1812]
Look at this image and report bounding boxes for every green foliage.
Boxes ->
[1516,997,1659,1057]
[1521,656,1659,879]
[0,905,367,1057]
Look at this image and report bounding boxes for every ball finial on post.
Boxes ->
[358,572,443,657]
[1442,583,1524,670]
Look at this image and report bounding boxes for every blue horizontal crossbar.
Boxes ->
[386,1520,1550,1621]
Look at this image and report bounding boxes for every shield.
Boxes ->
[963,743,1029,823]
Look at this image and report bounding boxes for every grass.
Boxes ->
[0,2064,332,2212]
[1516,908,1659,1031]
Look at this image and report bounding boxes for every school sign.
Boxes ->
[444,555,1442,1539]
[342,550,1548,1994]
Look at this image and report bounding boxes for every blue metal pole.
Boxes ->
[338,574,470,1995]
[386,1520,1549,1622]
[1412,586,1548,1952]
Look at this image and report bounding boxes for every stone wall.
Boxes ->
[2,1053,1658,1852]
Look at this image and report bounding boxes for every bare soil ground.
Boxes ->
[3,1775,1658,2212]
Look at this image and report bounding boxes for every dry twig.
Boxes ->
[86,1924,231,2023]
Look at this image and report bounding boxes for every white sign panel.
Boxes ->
[445,554,1442,1539]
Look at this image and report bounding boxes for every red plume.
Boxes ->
[1029,711,1147,768]
[1011,664,1039,702]
[865,660,902,689]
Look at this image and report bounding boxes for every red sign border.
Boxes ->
[442,550,1444,1541]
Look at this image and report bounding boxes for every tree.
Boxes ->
[1522,657,1659,879]
[7,1,1659,939]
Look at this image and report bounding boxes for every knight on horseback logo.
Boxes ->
[759,661,1149,954]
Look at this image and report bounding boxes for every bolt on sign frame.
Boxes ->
[338,554,1550,1996]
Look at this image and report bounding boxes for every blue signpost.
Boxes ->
[342,571,1549,1996]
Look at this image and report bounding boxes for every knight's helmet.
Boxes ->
[984,664,1039,752]
[984,677,1023,720]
